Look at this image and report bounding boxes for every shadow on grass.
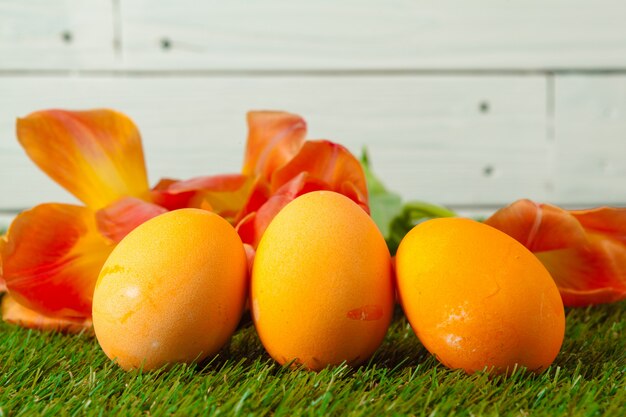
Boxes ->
[197,305,434,380]
[554,300,626,378]
[7,297,620,385]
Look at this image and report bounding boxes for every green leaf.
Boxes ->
[361,148,456,255]
[360,149,403,238]
[386,201,456,255]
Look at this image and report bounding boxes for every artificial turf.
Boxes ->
[0,299,624,416]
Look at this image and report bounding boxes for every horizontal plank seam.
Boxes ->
[2,68,626,78]
[2,203,626,215]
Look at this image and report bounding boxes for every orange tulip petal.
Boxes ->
[536,233,626,306]
[484,199,538,243]
[242,111,307,182]
[1,204,114,318]
[272,140,369,211]
[235,212,257,249]
[151,178,197,211]
[161,174,255,223]
[243,243,256,278]
[96,197,168,243]
[2,294,93,333]
[237,179,271,222]
[570,206,626,244]
[16,109,150,209]
[486,199,626,306]
[484,199,587,252]
[237,142,370,247]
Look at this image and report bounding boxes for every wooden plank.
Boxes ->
[0,75,549,211]
[554,75,626,207]
[0,208,501,230]
[120,0,626,70]
[0,0,116,69]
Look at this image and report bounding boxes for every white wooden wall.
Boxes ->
[1,1,626,227]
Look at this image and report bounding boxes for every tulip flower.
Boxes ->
[2,293,93,334]
[236,140,369,248]
[152,111,308,218]
[485,199,626,306]
[0,109,166,330]
[158,112,369,249]
[0,109,369,332]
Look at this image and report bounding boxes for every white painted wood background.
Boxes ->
[1,0,626,228]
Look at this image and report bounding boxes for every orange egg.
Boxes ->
[396,217,565,374]
[252,191,394,371]
[92,208,247,371]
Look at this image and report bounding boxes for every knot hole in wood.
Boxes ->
[160,37,172,50]
[61,30,73,44]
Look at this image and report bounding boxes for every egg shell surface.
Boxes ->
[396,217,565,374]
[92,208,247,371]
[252,191,394,371]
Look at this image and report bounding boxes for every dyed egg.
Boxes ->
[396,217,565,374]
[252,191,394,371]
[92,208,247,371]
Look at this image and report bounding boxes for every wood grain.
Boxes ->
[0,0,116,70]
[0,75,550,212]
[2,1,625,71]
[554,74,626,206]
[120,0,626,70]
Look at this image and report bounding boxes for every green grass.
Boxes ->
[0,301,624,416]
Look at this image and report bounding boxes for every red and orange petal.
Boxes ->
[243,243,256,278]
[151,178,197,211]
[486,199,626,306]
[153,174,256,224]
[570,207,626,244]
[1,203,114,318]
[16,109,150,210]
[241,111,307,182]
[2,294,93,334]
[484,199,586,252]
[271,140,369,211]
[237,141,370,248]
[96,197,168,243]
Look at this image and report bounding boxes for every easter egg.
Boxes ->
[251,191,394,371]
[92,208,247,371]
[396,217,565,374]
